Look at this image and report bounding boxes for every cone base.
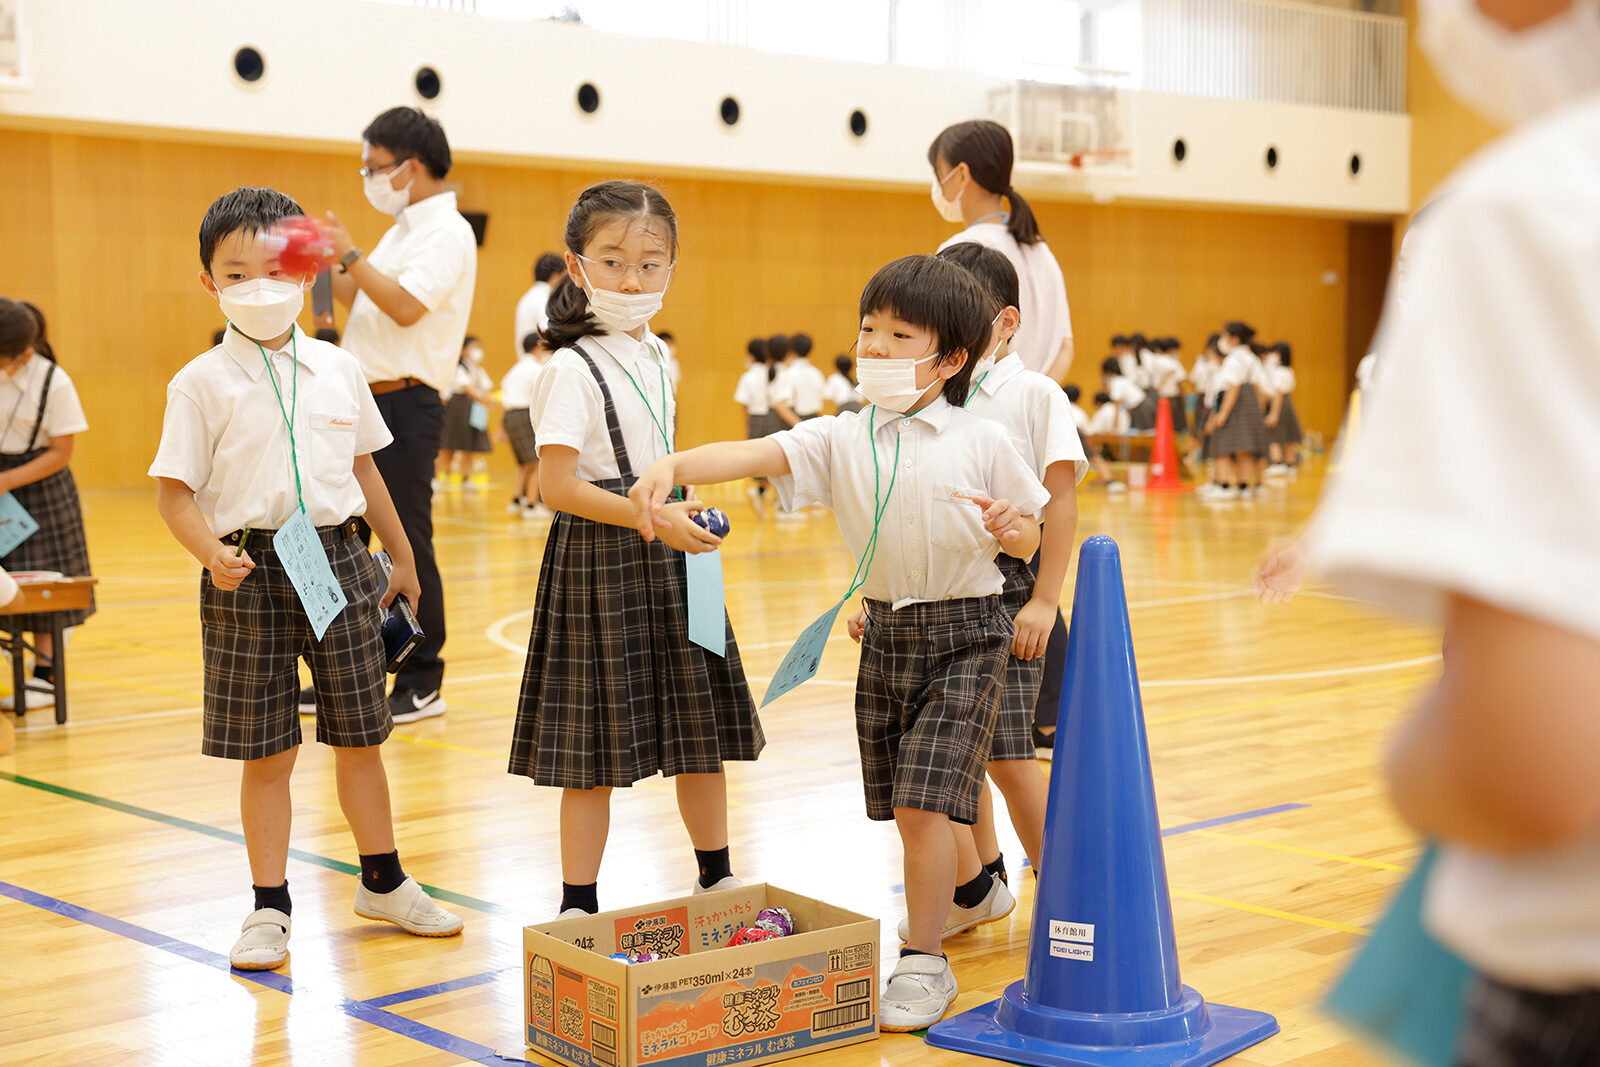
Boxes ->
[926,982,1278,1067]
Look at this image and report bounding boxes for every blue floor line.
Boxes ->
[363,966,518,1008]
[0,879,511,1066]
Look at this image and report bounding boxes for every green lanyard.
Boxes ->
[610,340,673,456]
[255,332,304,513]
[843,406,902,600]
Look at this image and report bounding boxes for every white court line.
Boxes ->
[1140,654,1440,688]
[15,704,203,733]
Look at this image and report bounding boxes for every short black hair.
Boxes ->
[766,334,791,361]
[858,254,990,407]
[198,186,305,273]
[1128,332,1149,351]
[1064,383,1081,402]
[1111,334,1129,347]
[1206,332,1221,353]
[363,106,452,179]
[834,353,853,375]
[1101,356,1122,376]
[522,332,542,353]
[1223,321,1257,345]
[462,335,481,349]
[0,298,39,359]
[789,333,812,358]
[535,252,565,282]
[212,328,228,347]
[655,330,675,344]
[1272,341,1292,366]
[1094,391,1111,405]
[747,337,767,361]
[935,241,1020,312]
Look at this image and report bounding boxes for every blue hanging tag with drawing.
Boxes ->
[469,401,490,433]
[0,493,39,559]
[684,549,726,657]
[761,596,848,707]
[274,508,348,641]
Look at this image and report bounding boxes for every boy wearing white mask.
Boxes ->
[1309,0,1600,1061]
[510,180,765,923]
[151,187,463,972]
[319,106,477,726]
[627,254,1047,1032]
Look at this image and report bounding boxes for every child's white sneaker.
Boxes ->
[354,876,463,936]
[879,954,958,1032]
[896,875,1015,942]
[693,875,743,895]
[230,908,291,971]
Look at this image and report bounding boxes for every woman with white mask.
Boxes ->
[1305,1,1600,1061]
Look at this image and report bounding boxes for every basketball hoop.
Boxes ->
[1069,149,1133,171]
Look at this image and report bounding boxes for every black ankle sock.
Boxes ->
[898,948,947,960]
[695,847,732,888]
[953,869,993,909]
[561,881,599,914]
[32,663,52,684]
[983,854,1009,886]
[253,881,292,915]
[359,851,407,895]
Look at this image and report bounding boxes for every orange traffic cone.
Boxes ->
[1146,398,1184,491]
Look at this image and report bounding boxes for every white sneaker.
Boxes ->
[896,875,1015,942]
[354,876,464,936]
[1106,480,1128,494]
[693,875,743,895]
[230,908,291,970]
[774,509,807,522]
[557,907,590,920]
[745,485,765,517]
[390,688,446,724]
[0,679,54,711]
[1207,486,1240,501]
[1264,464,1289,478]
[880,954,958,1032]
[430,477,445,493]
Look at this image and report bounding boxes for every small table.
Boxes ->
[3,575,97,725]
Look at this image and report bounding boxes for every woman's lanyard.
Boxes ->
[843,407,902,601]
[255,334,304,514]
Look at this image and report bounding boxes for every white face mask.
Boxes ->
[578,263,666,334]
[1420,0,1600,126]
[363,163,413,216]
[968,313,1007,386]
[930,171,965,224]
[217,277,304,342]
[857,352,942,413]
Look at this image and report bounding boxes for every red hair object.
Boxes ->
[262,216,336,275]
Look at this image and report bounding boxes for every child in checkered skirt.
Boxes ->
[627,254,1048,1032]
[151,187,462,972]
[0,299,95,713]
[506,180,764,920]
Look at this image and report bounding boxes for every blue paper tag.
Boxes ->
[761,597,848,707]
[0,493,39,559]
[274,509,349,641]
[685,549,726,657]
[469,400,490,432]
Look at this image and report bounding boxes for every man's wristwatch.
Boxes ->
[339,248,363,273]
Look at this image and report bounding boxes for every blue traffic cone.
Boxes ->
[926,536,1278,1066]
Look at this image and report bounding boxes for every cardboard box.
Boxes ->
[524,884,878,1067]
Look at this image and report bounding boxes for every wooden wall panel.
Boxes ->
[1,126,1355,488]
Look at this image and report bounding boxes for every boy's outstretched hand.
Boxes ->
[628,460,682,541]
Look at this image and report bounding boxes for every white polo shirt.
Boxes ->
[824,372,860,409]
[1089,402,1128,434]
[1148,354,1187,398]
[1312,94,1600,992]
[964,353,1088,485]
[513,279,551,356]
[1189,356,1217,398]
[1108,376,1146,412]
[1271,366,1296,396]
[149,327,392,535]
[937,223,1074,377]
[771,397,1048,610]
[341,191,478,393]
[733,365,771,416]
[501,354,547,412]
[784,360,828,417]
[1069,402,1091,436]
[1214,345,1261,395]
[531,331,674,482]
[0,355,88,455]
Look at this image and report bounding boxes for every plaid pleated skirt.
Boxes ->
[441,393,491,453]
[508,479,764,788]
[0,453,94,628]
[504,407,538,465]
[1267,394,1303,446]
[1129,394,1160,431]
[1207,383,1268,458]
[991,553,1044,761]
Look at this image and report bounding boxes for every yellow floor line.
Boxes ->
[1187,829,1409,871]
[1171,888,1370,935]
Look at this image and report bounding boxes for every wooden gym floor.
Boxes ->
[1,461,1433,1065]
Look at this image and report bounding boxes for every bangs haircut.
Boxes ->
[858,254,990,407]
[198,186,305,273]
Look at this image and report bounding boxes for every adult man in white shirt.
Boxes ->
[1310,0,1600,1060]
[324,106,478,724]
[514,252,565,357]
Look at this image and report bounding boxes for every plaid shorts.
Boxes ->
[992,553,1044,761]
[855,595,1012,825]
[200,520,390,760]
[504,408,538,465]
[1456,976,1600,1067]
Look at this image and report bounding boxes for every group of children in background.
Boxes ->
[733,332,859,517]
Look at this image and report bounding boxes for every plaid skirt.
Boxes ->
[1129,394,1160,431]
[0,454,94,628]
[992,554,1044,761]
[1207,383,1268,458]
[1456,975,1600,1066]
[508,479,764,788]
[1164,395,1188,435]
[504,407,538,465]
[441,394,491,453]
[1267,394,1303,447]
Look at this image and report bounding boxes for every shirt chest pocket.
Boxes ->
[308,411,359,487]
[928,482,992,554]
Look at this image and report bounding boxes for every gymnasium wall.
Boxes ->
[1402,0,1501,212]
[0,126,1353,490]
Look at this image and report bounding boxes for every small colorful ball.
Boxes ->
[693,507,731,538]
[629,950,660,963]
[756,907,794,937]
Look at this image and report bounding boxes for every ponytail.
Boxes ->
[927,120,1045,247]
[1003,185,1042,246]
[541,180,678,351]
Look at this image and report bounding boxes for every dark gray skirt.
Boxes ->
[1268,394,1303,446]
[1129,394,1160,431]
[442,393,491,453]
[1207,383,1268,458]
[0,453,94,628]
